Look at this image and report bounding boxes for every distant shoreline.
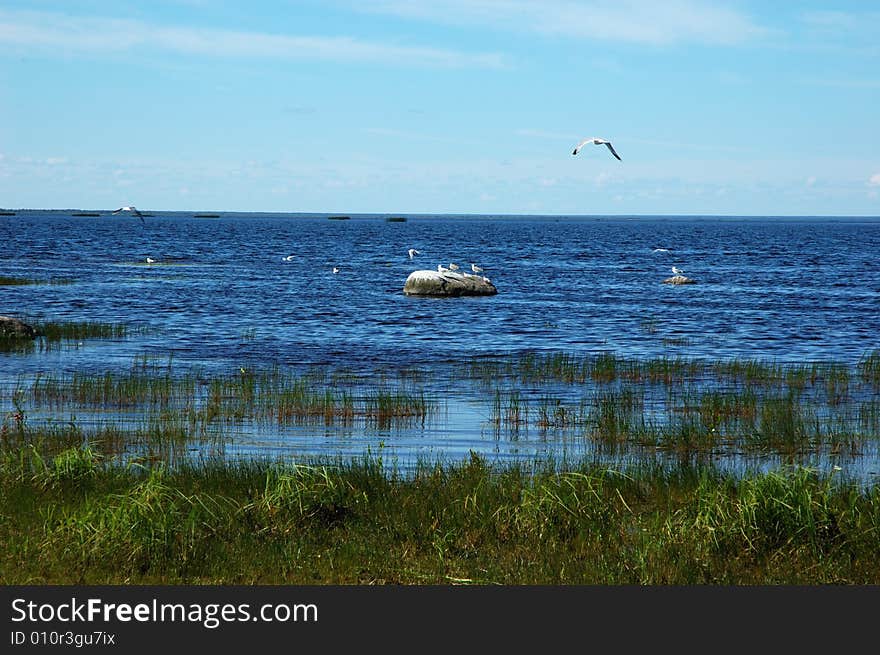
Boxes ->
[4,209,879,222]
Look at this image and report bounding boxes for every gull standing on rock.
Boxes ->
[572,137,621,161]
[448,263,460,272]
[672,266,684,276]
[470,263,484,274]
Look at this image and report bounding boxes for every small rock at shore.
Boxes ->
[403,270,498,297]
[0,315,38,339]
[663,275,696,285]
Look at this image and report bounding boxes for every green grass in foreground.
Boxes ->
[1,443,878,585]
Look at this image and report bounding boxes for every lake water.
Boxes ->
[2,211,879,478]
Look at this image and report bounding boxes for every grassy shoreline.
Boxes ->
[2,348,879,584]
[1,447,878,584]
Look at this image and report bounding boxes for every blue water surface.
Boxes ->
[2,210,879,477]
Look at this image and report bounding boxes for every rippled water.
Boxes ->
[2,211,879,476]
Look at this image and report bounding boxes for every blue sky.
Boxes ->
[1,1,878,215]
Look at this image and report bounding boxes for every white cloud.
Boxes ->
[353,0,771,46]
[0,9,506,68]
[868,173,880,187]
[594,171,613,188]
[806,176,817,187]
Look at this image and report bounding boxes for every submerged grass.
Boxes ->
[0,319,142,353]
[0,444,877,584]
[466,351,880,459]
[16,362,436,432]
[0,276,74,286]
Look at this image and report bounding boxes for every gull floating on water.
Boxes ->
[332,267,339,274]
[282,254,295,262]
[146,257,156,264]
[572,137,621,161]
[408,248,421,259]
[112,205,145,224]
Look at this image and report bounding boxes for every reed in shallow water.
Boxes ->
[7,349,880,469]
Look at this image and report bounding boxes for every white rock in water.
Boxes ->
[663,275,696,285]
[403,270,498,297]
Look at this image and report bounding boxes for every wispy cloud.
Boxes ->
[868,173,880,187]
[795,9,880,55]
[800,9,880,34]
[515,128,576,141]
[800,76,880,89]
[350,0,771,46]
[0,9,506,68]
[363,127,477,145]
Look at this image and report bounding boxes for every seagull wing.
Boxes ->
[131,207,145,223]
[604,141,622,160]
[572,139,590,155]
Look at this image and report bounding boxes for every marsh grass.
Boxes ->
[858,350,880,388]
[16,362,436,441]
[1,444,877,584]
[463,352,880,461]
[0,319,143,353]
[6,351,880,501]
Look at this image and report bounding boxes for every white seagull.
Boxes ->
[470,263,484,274]
[448,263,460,272]
[112,205,145,224]
[332,267,339,274]
[408,248,421,259]
[282,254,295,262]
[671,266,685,276]
[572,137,621,161]
[437,264,448,273]
[145,257,156,264]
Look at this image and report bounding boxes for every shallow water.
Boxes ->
[2,211,879,479]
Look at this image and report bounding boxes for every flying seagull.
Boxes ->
[408,248,421,259]
[572,137,621,161]
[112,205,145,224]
